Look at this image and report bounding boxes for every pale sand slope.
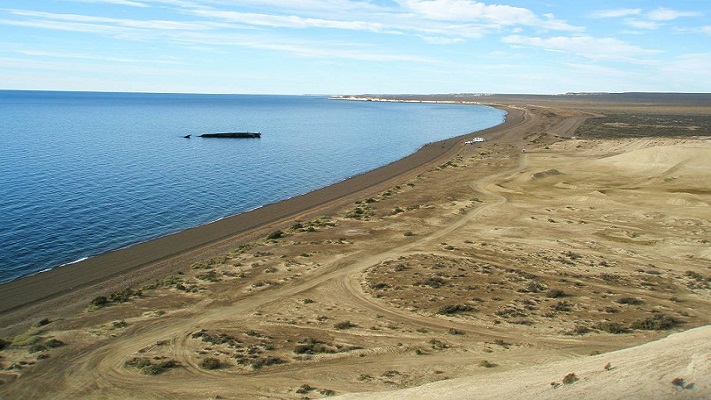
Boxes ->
[336,325,711,400]
[590,142,710,176]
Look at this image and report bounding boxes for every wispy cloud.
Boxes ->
[10,48,179,64]
[647,7,703,21]
[592,6,702,31]
[6,9,228,31]
[502,35,660,63]
[625,20,660,30]
[591,8,641,18]
[65,0,150,7]
[0,8,433,64]
[185,8,391,33]
[395,0,581,31]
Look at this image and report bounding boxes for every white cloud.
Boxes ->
[396,0,581,31]
[661,53,711,75]
[187,8,390,33]
[502,35,660,63]
[6,9,227,31]
[0,8,433,63]
[647,7,702,21]
[12,49,179,64]
[591,8,641,18]
[592,6,702,31]
[174,31,434,62]
[65,0,150,7]
[625,20,660,30]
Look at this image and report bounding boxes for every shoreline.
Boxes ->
[0,106,523,327]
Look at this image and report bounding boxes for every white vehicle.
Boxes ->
[465,137,486,145]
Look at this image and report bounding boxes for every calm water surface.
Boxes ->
[0,91,505,283]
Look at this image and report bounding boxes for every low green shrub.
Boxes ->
[631,314,679,330]
[437,304,474,315]
[199,357,223,370]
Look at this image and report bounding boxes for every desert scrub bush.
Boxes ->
[562,373,579,385]
[125,357,178,375]
[546,289,566,298]
[630,314,679,330]
[437,304,474,315]
[199,357,223,370]
[109,288,142,303]
[403,231,414,237]
[448,328,464,335]
[250,356,287,370]
[142,360,178,375]
[33,317,51,327]
[617,296,644,305]
[479,360,497,368]
[112,320,129,329]
[11,328,41,347]
[267,230,285,240]
[599,273,621,281]
[294,338,335,355]
[0,337,10,350]
[595,321,629,334]
[196,270,220,282]
[89,296,109,309]
[345,204,374,219]
[429,339,448,350]
[567,325,591,336]
[416,276,448,288]
[296,384,315,394]
[550,300,573,312]
[370,282,391,290]
[334,321,356,330]
[44,338,65,348]
[28,343,48,353]
[524,281,547,293]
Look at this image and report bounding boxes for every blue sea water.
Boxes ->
[0,91,505,284]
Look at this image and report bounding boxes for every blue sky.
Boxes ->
[1,0,709,94]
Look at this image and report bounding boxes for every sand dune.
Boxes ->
[590,143,710,176]
[336,325,711,400]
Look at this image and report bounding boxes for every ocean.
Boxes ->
[0,91,505,284]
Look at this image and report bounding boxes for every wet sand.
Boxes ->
[0,106,523,326]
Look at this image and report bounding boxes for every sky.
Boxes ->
[1,0,710,94]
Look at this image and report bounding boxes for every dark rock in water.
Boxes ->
[198,132,261,138]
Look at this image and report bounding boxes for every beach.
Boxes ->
[1,96,709,399]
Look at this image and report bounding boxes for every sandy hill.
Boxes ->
[590,143,711,177]
[336,325,711,400]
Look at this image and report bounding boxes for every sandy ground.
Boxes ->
[1,100,710,400]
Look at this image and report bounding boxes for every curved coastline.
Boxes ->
[0,105,523,325]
